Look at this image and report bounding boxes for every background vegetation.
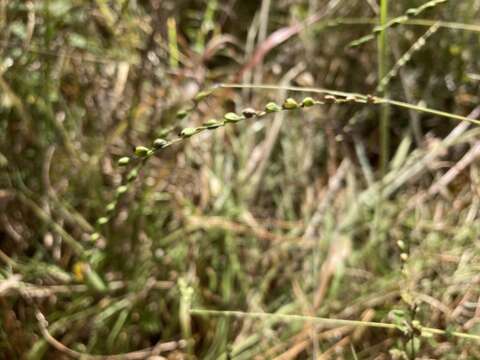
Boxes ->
[1,0,480,358]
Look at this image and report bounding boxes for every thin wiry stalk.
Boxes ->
[326,17,480,33]
[189,308,480,341]
[378,0,389,175]
[167,18,179,70]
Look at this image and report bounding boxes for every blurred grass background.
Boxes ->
[1,0,480,359]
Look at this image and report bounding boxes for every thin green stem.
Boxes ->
[189,308,480,342]
[190,309,396,330]
[378,0,390,176]
[167,18,179,69]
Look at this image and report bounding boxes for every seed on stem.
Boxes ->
[203,119,223,129]
[180,127,198,138]
[97,217,109,225]
[224,112,243,123]
[194,89,213,102]
[282,98,299,110]
[116,185,128,196]
[118,157,130,166]
[135,146,150,157]
[301,97,316,107]
[176,109,190,119]
[153,138,168,149]
[265,102,282,113]
[127,169,138,182]
[324,95,337,104]
[242,108,257,118]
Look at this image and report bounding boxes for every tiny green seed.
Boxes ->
[265,102,282,113]
[176,109,189,119]
[0,153,7,168]
[117,157,130,166]
[105,202,116,212]
[203,119,223,129]
[90,232,101,241]
[135,146,150,157]
[282,98,299,110]
[194,89,213,102]
[180,127,197,138]
[97,217,109,225]
[224,112,243,123]
[153,138,168,149]
[301,97,316,107]
[117,185,128,195]
[127,169,138,182]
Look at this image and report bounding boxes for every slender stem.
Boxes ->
[378,0,390,175]
[35,309,186,359]
[190,309,397,330]
[167,18,179,70]
[189,308,480,341]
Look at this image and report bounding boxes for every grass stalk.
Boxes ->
[167,18,179,70]
[378,0,390,175]
[189,309,480,341]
